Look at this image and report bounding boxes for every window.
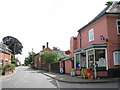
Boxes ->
[117,19,120,35]
[5,59,8,65]
[113,51,120,65]
[89,29,94,42]
[76,54,80,69]
[95,49,106,67]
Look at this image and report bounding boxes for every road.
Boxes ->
[1,66,119,89]
[2,66,57,88]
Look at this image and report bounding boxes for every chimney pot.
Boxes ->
[47,42,48,48]
[43,45,45,50]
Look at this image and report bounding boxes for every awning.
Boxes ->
[74,44,107,53]
[59,57,74,62]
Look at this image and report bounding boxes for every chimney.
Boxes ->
[42,45,45,50]
[47,42,48,48]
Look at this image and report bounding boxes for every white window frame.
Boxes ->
[116,19,120,35]
[89,29,94,42]
[113,51,120,65]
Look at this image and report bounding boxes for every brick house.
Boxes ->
[68,1,120,78]
[34,42,68,70]
[34,53,41,70]
[0,43,11,68]
[34,42,53,70]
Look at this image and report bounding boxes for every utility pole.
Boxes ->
[14,43,16,59]
[32,48,34,67]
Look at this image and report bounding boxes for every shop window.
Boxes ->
[113,51,120,65]
[95,49,106,67]
[117,19,120,35]
[89,29,94,42]
[76,54,80,70]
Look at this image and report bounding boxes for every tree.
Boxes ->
[24,58,29,66]
[11,60,17,67]
[11,54,14,61]
[2,36,23,55]
[41,51,59,65]
[24,51,35,66]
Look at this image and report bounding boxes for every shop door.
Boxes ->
[88,55,94,68]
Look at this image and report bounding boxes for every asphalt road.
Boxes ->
[1,66,119,89]
[2,66,58,88]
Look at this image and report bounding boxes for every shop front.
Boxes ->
[74,44,108,77]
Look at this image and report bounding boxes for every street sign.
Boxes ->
[65,50,71,55]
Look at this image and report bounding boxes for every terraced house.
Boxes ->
[0,42,11,68]
[69,1,120,78]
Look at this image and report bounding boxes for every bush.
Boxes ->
[2,64,15,75]
[11,60,17,67]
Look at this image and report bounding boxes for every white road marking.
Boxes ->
[56,80,61,90]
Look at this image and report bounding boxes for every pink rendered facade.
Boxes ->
[61,2,120,77]
[77,15,120,69]
[69,37,77,58]
[64,15,120,77]
[73,14,120,77]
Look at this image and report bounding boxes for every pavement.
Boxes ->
[37,70,120,83]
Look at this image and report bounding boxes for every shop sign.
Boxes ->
[70,68,75,76]
[65,50,71,55]
[100,35,105,41]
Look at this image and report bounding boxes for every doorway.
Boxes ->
[88,55,94,68]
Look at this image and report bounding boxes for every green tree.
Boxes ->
[11,60,17,67]
[2,36,23,56]
[41,51,59,65]
[24,51,35,66]
[24,58,29,66]
[11,54,14,61]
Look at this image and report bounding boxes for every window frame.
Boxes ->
[88,29,94,42]
[113,51,120,65]
[116,19,120,35]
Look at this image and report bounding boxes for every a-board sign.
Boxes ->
[70,68,75,76]
[82,69,88,79]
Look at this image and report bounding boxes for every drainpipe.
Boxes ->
[80,32,82,48]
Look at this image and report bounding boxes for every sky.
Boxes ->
[0,0,116,64]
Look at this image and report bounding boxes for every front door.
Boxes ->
[88,55,94,68]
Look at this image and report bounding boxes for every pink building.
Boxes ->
[70,1,120,78]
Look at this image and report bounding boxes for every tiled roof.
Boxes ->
[78,1,120,32]
[41,48,53,52]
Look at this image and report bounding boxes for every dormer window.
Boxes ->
[117,19,120,35]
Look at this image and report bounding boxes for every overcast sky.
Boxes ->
[0,0,115,64]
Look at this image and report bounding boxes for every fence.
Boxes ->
[50,62,59,73]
